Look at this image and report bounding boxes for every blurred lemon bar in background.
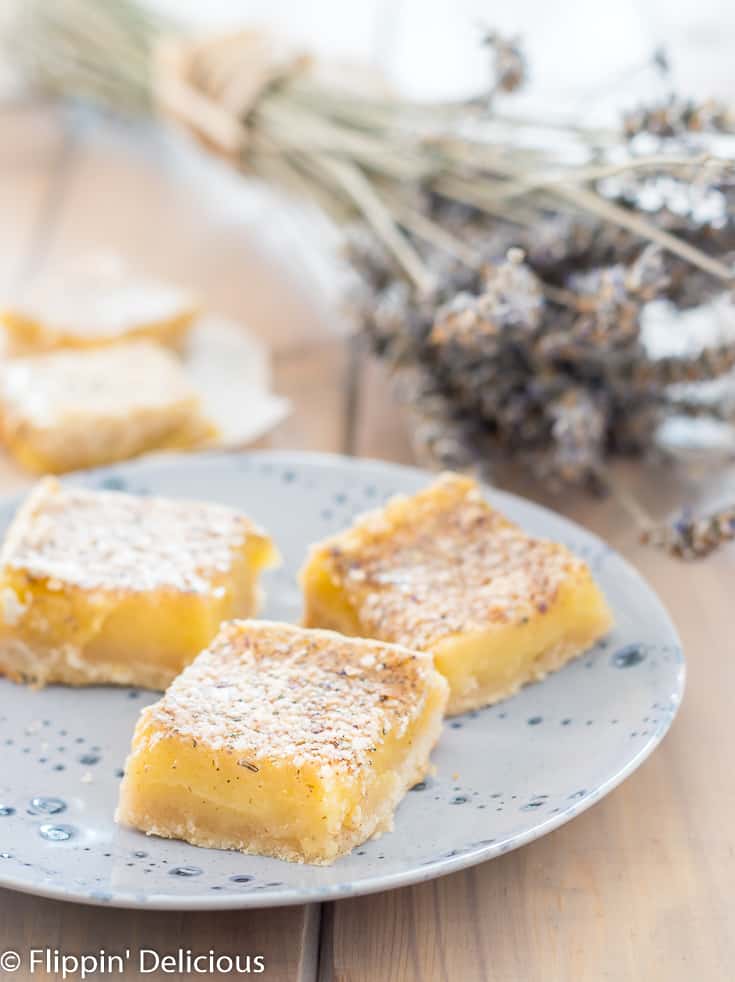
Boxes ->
[0,255,197,354]
[301,473,613,715]
[117,620,448,864]
[0,477,278,689]
[0,340,217,474]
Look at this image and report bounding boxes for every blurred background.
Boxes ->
[0,0,734,495]
[2,0,734,355]
[147,0,734,101]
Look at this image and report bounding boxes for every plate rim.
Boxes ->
[0,449,686,910]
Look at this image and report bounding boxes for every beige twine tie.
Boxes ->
[153,30,309,161]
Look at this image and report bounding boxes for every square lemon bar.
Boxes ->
[301,473,613,715]
[0,478,278,689]
[117,620,448,864]
[0,340,216,474]
[0,259,197,354]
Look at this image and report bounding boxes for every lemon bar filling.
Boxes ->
[0,340,217,474]
[0,478,277,688]
[301,473,612,714]
[117,621,448,864]
[0,259,197,354]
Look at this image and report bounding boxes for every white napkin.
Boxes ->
[184,312,290,447]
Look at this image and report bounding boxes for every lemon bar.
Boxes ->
[0,260,197,354]
[117,620,448,864]
[0,340,217,474]
[0,478,278,689]
[301,473,613,715]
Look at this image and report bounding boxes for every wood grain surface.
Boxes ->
[0,106,733,982]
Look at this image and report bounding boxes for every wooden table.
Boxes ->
[0,105,733,982]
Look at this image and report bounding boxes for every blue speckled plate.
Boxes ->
[0,451,684,909]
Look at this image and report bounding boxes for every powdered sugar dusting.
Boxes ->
[3,254,196,340]
[310,473,593,649]
[0,341,200,428]
[148,620,440,772]
[2,477,268,594]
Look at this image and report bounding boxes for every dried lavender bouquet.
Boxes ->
[347,75,735,558]
[5,1,735,556]
[350,188,735,557]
